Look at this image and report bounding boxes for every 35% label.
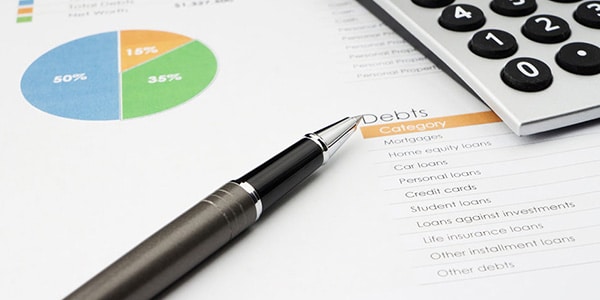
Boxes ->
[148,73,183,84]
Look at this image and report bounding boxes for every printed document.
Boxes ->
[1,0,598,299]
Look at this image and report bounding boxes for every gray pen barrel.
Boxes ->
[65,182,257,300]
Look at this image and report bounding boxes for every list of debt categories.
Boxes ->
[363,114,600,284]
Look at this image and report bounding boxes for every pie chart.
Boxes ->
[20,30,217,120]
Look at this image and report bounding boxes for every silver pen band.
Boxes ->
[237,181,263,220]
[305,133,331,164]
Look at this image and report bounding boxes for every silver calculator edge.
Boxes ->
[358,0,600,136]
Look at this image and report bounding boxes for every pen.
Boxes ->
[65,115,363,300]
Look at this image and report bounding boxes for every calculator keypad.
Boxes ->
[418,0,600,92]
[359,0,600,134]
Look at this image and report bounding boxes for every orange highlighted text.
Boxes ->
[360,111,501,138]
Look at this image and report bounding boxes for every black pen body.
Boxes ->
[237,138,324,211]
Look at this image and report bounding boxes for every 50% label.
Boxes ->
[53,73,88,84]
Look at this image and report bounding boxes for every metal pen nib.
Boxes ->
[306,115,363,164]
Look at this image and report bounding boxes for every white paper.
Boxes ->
[2,0,598,299]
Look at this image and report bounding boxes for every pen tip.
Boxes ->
[312,115,363,164]
[351,115,364,125]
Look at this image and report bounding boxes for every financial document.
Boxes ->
[361,111,600,289]
[1,0,599,299]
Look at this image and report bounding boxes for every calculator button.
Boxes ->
[412,0,455,8]
[556,42,600,75]
[501,57,553,92]
[574,1,600,29]
[522,15,571,43]
[469,29,518,58]
[439,4,486,31]
[490,0,537,17]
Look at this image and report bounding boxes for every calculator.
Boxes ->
[357,0,600,135]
